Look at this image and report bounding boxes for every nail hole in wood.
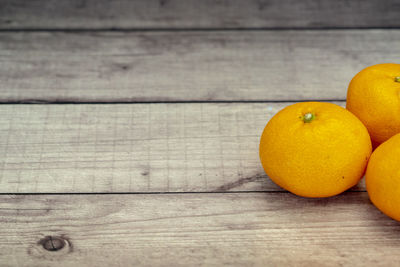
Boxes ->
[40,236,66,251]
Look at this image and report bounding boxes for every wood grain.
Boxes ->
[0,102,367,194]
[0,192,398,266]
[1,30,400,102]
[1,0,399,29]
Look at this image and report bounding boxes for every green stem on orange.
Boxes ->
[303,113,316,123]
[395,76,400,83]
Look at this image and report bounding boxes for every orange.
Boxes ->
[346,63,400,145]
[366,133,400,221]
[259,102,372,198]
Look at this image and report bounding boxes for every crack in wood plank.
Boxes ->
[214,174,267,192]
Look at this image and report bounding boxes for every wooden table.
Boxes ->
[1,1,400,266]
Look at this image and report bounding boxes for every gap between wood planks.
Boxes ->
[0,99,346,104]
[0,27,399,32]
[0,190,367,195]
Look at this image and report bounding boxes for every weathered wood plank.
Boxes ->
[1,30,399,102]
[0,192,398,266]
[0,102,367,194]
[1,0,399,29]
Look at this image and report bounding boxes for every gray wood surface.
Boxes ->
[0,102,367,194]
[1,0,399,30]
[2,2,399,265]
[1,30,399,102]
[0,192,397,267]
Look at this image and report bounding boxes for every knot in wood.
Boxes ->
[41,236,66,251]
